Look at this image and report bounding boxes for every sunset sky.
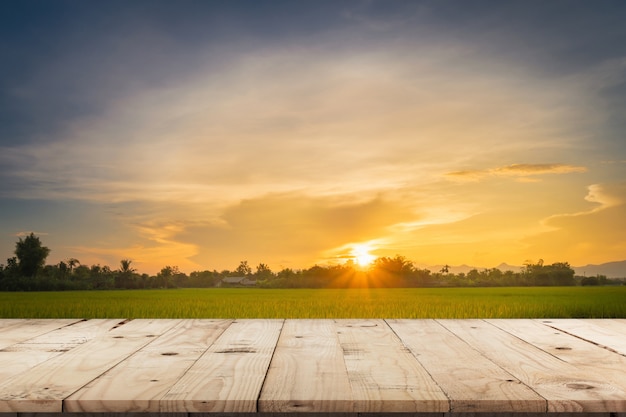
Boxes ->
[1,1,626,274]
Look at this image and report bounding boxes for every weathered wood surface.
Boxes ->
[0,319,624,414]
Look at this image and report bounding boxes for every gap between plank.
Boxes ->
[61,319,181,412]
[439,319,549,412]
[255,319,286,413]
[539,320,626,358]
[383,319,453,412]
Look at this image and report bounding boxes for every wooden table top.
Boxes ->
[0,319,624,414]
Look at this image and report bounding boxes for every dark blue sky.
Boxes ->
[3,0,625,146]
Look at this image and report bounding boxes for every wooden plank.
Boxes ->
[0,319,26,328]
[492,319,626,393]
[258,319,353,413]
[0,319,80,349]
[0,319,122,380]
[0,319,180,413]
[65,319,232,412]
[541,319,626,355]
[335,319,448,412]
[438,319,626,412]
[388,319,546,412]
[439,414,612,417]
[161,319,283,413]
[20,414,187,417]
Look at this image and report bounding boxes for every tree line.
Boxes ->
[0,233,621,291]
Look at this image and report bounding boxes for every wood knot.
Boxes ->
[215,347,256,354]
[567,383,595,390]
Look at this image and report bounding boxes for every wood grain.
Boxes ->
[438,319,626,412]
[541,319,626,355]
[0,319,121,380]
[491,319,626,392]
[65,319,232,412]
[389,319,546,412]
[336,319,448,412]
[160,319,283,413]
[0,319,79,350]
[0,319,180,413]
[0,318,625,414]
[258,319,353,413]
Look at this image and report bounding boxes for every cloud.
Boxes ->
[444,170,486,182]
[541,183,625,221]
[14,231,49,237]
[446,163,588,182]
[69,219,201,274]
[495,164,588,176]
[2,7,621,272]
[178,192,416,271]
[0,29,600,207]
[523,182,626,264]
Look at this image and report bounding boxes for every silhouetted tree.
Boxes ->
[67,258,80,273]
[235,260,252,276]
[255,263,273,280]
[14,233,50,278]
[115,259,137,288]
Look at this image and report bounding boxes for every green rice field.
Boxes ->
[1,287,624,318]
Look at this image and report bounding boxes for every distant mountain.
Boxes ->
[420,260,626,278]
[573,260,626,278]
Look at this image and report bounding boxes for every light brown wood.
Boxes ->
[0,318,625,414]
[388,319,546,412]
[0,319,122,380]
[0,319,79,349]
[161,319,283,413]
[0,319,27,328]
[438,319,626,412]
[258,319,353,413]
[65,319,233,412]
[20,414,188,417]
[0,319,180,413]
[491,319,626,392]
[337,319,448,412]
[335,319,448,413]
[541,319,626,355]
[440,414,613,417]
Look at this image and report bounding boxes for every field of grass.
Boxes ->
[1,286,624,318]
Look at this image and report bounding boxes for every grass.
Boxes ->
[1,286,625,318]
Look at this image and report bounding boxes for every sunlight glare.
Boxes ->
[352,244,375,267]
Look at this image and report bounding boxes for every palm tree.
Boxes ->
[119,259,135,274]
[67,258,80,273]
[116,259,136,289]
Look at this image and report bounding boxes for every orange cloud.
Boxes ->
[494,163,588,176]
[69,221,201,274]
[446,163,587,182]
[182,192,416,271]
[523,182,626,265]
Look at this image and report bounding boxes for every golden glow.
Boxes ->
[352,244,376,267]
[8,39,623,275]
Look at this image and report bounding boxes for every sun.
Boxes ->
[352,244,376,267]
